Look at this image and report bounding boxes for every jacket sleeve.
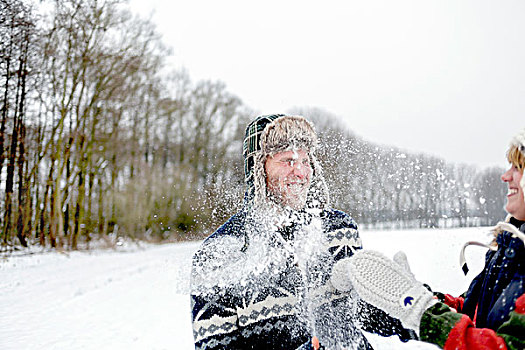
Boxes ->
[191,288,243,350]
[420,294,525,350]
[190,234,245,350]
[495,294,525,350]
[325,210,417,342]
[316,211,373,348]
[356,299,418,342]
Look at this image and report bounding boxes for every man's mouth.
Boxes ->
[285,182,307,193]
[508,188,518,196]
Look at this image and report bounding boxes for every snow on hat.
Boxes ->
[242,114,328,209]
[509,128,525,199]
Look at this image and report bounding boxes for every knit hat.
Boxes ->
[509,128,525,196]
[242,114,329,209]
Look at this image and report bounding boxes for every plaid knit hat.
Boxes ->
[242,114,328,209]
[243,114,282,202]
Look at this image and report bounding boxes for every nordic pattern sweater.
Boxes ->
[190,208,414,349]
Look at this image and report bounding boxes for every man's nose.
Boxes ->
[291,162,309,177]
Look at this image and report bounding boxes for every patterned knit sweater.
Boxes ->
[190,208,414,349]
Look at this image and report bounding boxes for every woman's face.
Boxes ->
[501,165,525,220]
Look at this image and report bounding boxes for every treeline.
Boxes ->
[1,0,506,251]
[299,108,507,229]
[1,0,250,250]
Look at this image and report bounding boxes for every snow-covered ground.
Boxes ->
[0,226,493,349]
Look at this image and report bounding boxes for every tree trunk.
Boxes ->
[97,175,106,236]
[2,54,22,244]
[16,121,28,247]
[15,38,29,247]
[72,157,86,250]
[0,10,15,190]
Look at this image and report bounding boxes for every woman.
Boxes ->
[346,129,525,350]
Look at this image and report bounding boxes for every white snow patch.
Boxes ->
[0,227,491,349]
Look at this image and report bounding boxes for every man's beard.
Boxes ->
[267,182,309,210]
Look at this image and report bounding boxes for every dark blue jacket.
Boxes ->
[462,218,525,330]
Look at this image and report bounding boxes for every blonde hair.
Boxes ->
[507,145,525,172]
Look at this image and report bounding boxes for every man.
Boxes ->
[190,114,414,349]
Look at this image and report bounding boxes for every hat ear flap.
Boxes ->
[253,152,268,207]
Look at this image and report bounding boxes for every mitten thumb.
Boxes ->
[393,251,413,276]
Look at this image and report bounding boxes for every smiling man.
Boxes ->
[265,148,312,210]
[190,114,415,349]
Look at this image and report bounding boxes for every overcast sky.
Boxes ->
[129,0,523,169]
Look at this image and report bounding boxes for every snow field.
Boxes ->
[0,227,491,349]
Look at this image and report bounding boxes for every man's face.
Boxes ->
[502,164,525,220]
[265,149,312,210]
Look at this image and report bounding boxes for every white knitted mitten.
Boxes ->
[348,250,437,332]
